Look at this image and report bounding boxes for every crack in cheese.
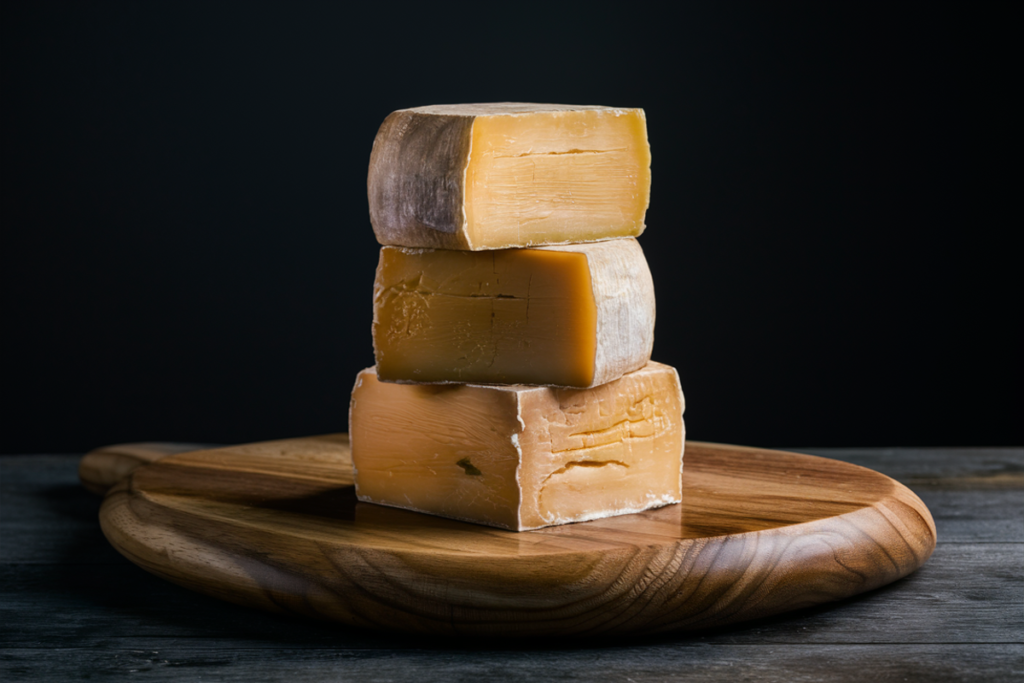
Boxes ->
[372,237,655,388]
[368,103,651,251]
[349,362,684,531]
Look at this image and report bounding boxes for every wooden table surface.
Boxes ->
[2,447,1021,682]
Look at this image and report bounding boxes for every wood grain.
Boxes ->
[79,442,217,495]
[92,434,936,637]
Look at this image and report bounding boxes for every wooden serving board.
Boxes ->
[88,435,936,638]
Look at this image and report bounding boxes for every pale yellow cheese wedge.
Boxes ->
[368,103,651,250]
[372,237,654,388]
[349,362,685,531]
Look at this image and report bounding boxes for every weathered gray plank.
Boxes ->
[914,489,1024,542]
[1,644,1021,682]
[795,447,1024,485]
[1,544,1019,647]
[0,456,117,565]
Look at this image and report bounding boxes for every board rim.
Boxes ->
[97,436,937,637]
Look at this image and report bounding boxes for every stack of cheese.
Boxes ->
[349,103,685,531]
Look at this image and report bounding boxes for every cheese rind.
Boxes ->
[349,362,685,531]
[372,238,655,388]
[368,103,651,251]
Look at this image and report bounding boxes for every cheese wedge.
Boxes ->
[368,103,651,250]
[372,237,654,388]
[349,362,685,531]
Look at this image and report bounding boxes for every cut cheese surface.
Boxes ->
[349,362,685,531]
[372,238,654,388]
[368,103,651,251]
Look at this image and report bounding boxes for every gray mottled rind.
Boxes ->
[368,111,475,249]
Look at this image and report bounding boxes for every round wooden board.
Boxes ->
[98,434,936,638]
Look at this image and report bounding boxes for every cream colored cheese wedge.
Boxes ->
[349,362,685,531]
[368,103,651,250]
[372,237,654,388]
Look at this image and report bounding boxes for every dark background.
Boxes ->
[2,1,1019,453]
